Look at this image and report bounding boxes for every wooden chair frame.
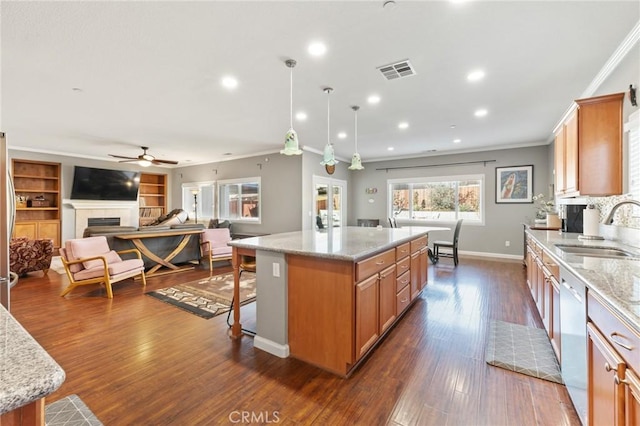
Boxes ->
[60,248,146,299]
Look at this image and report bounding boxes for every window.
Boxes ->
[218,177,261,222]
[388,175,484,224]
[182,182,215,221]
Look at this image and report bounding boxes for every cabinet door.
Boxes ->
[551,276,561,361]
[624,368,640,426]
[12,222,37,240]
[410,252,420,300]
[419,247,428,291]
[356,274,379,360]
[379,265,396,334]
[564,110,579,195]
[587,323,625,426]
[38,221,60,248]
[535,258,545,318]
[577,93,623,196]
[554,125,566,195]
[542,268,552,334]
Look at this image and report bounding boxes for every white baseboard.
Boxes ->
[253,335,290,358]
[458,250,523,262]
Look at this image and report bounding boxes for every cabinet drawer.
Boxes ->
[396,242,411,261]
[589,291,640,371]
[396,270,411,293]
[410,236,428,253]
[396,285,411,315]
[396,256,410,276]
[356,249,395,282]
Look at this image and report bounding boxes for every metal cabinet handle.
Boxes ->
[376,260,385,265]
[400,297,408,303]
[605,362,617,372]
[611,332,634,351]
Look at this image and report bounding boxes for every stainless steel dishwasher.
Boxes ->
[560,266,587,425]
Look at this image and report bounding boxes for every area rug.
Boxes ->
[45,394,102,426]
[485,320,563,384]
[146,272,256,319]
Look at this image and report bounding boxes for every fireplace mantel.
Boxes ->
[64,199,139,238]
[63,199,138,210]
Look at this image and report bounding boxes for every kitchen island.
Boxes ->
[228,226,448,376]
[0,304,65,425]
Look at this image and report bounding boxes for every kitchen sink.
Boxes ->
[555,244,640,259]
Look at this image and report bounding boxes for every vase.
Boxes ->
[546,213,561,228]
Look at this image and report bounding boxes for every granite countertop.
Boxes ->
[526,229,640,334]
[228,226,449,262]
[0,304,65,415]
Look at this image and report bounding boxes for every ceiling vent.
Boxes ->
[377,60,416,80]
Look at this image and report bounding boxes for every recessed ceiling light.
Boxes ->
[221,76,238,89]
[474,108,488,117]
[467,70,485,82]
[367,95,381,104]
[296,112,307,121]
[453,139,462,143]
[337,132,347,139]
[308,42,327,57]
[398,122,409,129]
[388,147,395,151]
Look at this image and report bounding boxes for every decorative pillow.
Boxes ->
[82,250,122,270]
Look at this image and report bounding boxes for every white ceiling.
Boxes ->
[2,1,639,167]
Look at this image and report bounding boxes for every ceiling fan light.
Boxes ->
[138,159,152,167]
[281,128,303,155]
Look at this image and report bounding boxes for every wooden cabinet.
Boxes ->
[409,236,428,300]
[11,159,61,248]
[587,322,625,426]
[355,274,379,359]
[139,172,167,226]
[379,265,397,335]
[587,291,640,426]
[555,92,624,197]
[525,234,560,361]
[288,234,429,376]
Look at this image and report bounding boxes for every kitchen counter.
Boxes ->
[228,226,449,261]
[0,304,65,416]
[526,229,640,334]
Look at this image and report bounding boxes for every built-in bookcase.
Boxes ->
[139,173,167,226]
[11,159,61,248]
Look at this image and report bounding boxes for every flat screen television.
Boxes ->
[71,166,141,201]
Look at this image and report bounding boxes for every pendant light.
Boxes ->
[320,87,338,174]
[281,59,303,155]
[348,105,364,170]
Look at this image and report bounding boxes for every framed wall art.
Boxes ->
[495,165,533,203]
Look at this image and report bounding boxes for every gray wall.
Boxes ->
[350,145,552,257]
[171,152,303,235]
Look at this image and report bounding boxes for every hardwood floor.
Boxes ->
[8,258,580,425]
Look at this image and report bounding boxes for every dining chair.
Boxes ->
[432,219,463,266]
[200,228,233,276]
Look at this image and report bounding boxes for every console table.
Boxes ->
[115,228,203,276]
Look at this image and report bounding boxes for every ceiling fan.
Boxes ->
[109,146,178,167]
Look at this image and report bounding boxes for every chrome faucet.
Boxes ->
[602,199,640,225]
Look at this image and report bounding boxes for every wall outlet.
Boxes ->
[272,262,280,278]
[505,240,511,247]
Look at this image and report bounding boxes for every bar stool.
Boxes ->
[226,255,257,335]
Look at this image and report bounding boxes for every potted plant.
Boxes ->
[532,193,560,227]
